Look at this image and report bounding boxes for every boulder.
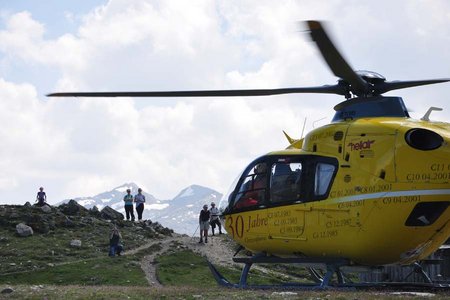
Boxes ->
[150,222,173,236]
[16,223,33,237]
[89,206,101,217]
[26,214,51,234]
[59,200,89,216]
[1,287,14,294]
[70,239,82,248]
[100,206,124,221]
[24,202,32,208]
[159,227,173,236]
[63,217,76,228]
[40,205,52,213]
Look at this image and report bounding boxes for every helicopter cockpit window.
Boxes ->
[314,163,335,196]
[233,163,267,210]
[270,162,302,203]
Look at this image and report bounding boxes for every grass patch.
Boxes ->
[0,255,147,286]
[155,249,287,286]
[0,222,153,275]
[3,285,450,300]
[133,243,163,260]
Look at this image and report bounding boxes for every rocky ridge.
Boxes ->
[0,201,172,237]
[0,202,174,275]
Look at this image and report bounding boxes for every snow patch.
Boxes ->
[101,198,111,203]
[115,186,130,192]
[77,199,95,206]
[179,186,194,198]
[112,203,122,210]
[147,203,169,210]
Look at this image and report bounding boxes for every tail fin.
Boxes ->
[283,130,295,144]
[283,130,304,149]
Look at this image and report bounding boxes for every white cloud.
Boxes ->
[0,1,449,204]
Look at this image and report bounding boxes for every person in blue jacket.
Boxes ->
[123,189,135,221]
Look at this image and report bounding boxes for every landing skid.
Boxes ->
[207,255,450,290]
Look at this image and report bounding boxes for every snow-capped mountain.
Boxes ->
[145,185,222,235]
[57,182,160,212]
[58,183,223,235]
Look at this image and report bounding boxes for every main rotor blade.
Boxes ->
[306,20,368,95]
[373,79,450,95]
[47,85,347,98]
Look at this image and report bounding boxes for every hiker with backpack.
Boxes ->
[109,226,123,257]
[123,189,135,221]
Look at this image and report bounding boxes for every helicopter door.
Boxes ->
[344,129,397,182]
[268,160,307,242]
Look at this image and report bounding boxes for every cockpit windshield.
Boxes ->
[270,162,302,203]
[222,155,338,215]
[219,167,245,214]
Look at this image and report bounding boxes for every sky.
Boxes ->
[0,0,449,205]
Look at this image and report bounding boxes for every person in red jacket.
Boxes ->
[234,163,267,209]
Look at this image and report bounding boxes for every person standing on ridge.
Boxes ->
[36,187,47,206]
[209,202,222,235]
[134,188,146,222]
[198,204,210,243]
[123,189,135,221]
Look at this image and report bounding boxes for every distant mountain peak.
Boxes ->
[175,184,218,199]
[113,182,140,193]
[57,182,223,234]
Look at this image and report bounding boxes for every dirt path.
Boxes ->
[132,233,238,286]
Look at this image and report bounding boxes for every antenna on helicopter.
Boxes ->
[312,117,327,128]
[300,117,307,139]
[421,107,443,121]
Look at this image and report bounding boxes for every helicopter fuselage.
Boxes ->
[220,103,450,266]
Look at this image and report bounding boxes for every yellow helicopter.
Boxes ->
[49,21,450,288]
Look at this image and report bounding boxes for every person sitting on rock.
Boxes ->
[35,187,47,207]
[109,226,123,257]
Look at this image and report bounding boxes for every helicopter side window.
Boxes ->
[270,162,302,203]
[233,163,267,210]
[314,163,335,196]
